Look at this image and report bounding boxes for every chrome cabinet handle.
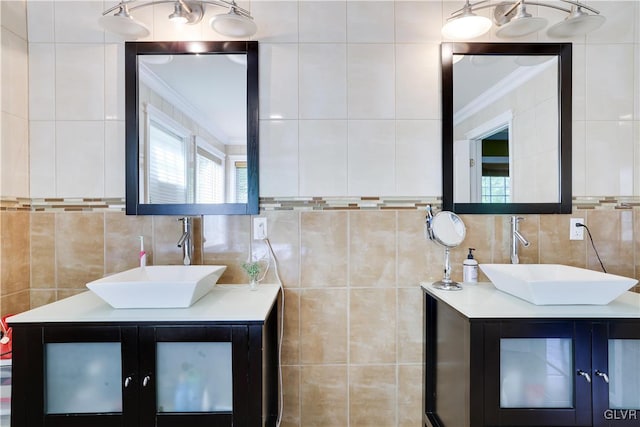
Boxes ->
[142,375,151,387]
[595,370,610,383]
[124,376,133,388]
[577,369,591,383]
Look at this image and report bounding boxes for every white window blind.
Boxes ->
[148,121,188,204]
[234,161,248,203]
[196,147,224,203]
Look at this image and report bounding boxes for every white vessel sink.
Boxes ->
[479,264,637,305]
[86,265,227,308]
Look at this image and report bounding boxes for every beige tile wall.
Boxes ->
[15,207,640,425]
[0,211,30,316]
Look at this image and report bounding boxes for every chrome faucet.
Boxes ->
[177,217,193,266]
[510,216,530,264]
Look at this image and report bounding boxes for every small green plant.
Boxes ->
[242,261,262,282]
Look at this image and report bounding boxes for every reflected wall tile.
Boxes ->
[55,212,104,289]
[398,287,423,363]
[300,365,348,427]
[1,290,30,317]
[300,211,347,287]
[539,214,587,267]
[1,211,30,295]
[299,1,346,43]
[398,364,423,427]
[397,210,443,285]
[281,366,300,427]
[262,211,300,288]
[281,289,300,366]
[350,288,396,364]
[30,212,55,289]
[105,212,153,274]
[300,289,347,364]
[349,211,396,287]
[585,209,634,277]
[349,365,396,427]
[30,290,56,309]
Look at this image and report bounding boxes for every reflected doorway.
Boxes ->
[473,127,511,203]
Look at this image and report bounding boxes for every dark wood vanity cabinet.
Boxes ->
[424,289,640,427]
[10,311,278,427]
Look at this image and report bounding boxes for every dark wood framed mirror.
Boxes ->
[442,42,571,214]
[125,41,258,215]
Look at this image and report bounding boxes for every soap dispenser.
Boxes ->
[463,248,478,284]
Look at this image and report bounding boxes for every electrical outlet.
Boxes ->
[570,218,584,240]
[253,217,267,240]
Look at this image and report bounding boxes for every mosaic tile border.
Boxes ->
[2,196,640,213]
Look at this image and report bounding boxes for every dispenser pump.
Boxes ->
[467,248,475,259]
[462,247,478,284]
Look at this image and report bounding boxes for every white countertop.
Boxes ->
[422,282,640,319]
[8,284,281,324]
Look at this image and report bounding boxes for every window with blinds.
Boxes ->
[234,161,248,203]
[196,147,224,203]
[148,121,188,204]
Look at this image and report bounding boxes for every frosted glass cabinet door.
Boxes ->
[608,339,640,409]
[45,342,123,414]
[156,342,233,413]
[500,338,574,408]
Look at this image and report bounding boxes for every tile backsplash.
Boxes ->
[0,207,633,426]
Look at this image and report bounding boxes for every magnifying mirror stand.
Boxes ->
[432,246,463,291]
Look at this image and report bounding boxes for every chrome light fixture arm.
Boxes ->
[126,0,253,19]
[444,0,603,39]
[100,0,256,38]
[103,0,253,20]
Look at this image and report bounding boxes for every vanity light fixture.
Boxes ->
[100,0,257,39]
[442,0,604,40]
[441,0,493,40]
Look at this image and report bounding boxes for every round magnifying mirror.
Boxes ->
[431,211,466,248]
[429,211,466,291]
